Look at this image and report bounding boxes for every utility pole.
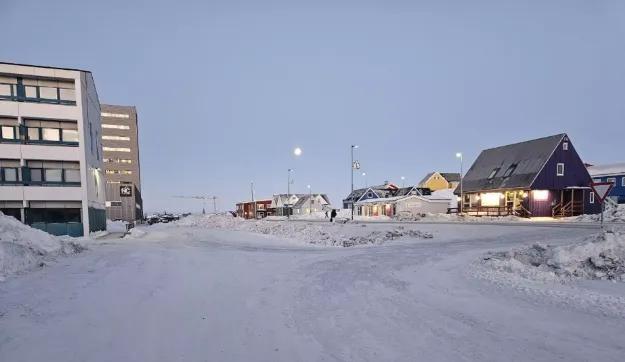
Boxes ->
[351,145,359,220]
[456,152,464,213]
[287,169,293,219]
[251,181,255,219]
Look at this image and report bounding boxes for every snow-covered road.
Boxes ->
[1,223,624,361]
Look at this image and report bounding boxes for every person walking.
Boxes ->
[330,209,337,222]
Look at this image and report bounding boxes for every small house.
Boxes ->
[291,194,332,215]
[342,182,399,209]
[236,199,273,219]
[588,163,625,204]
[457,133,600,217]
[355,194,450,218]
[418,172,461,191]
[270,194,307,216]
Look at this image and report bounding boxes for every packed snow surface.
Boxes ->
[571,203,625,223]
[0,213,84,280]
[2,216,625,361]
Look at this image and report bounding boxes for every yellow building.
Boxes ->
[417,172,460,191]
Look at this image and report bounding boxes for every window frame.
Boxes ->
[556,163,565,176]
[487,168,500,180]
[607,177,616,185]
[0,167,20,184]
[0,125,19,142]
[590,191,595,204]
[502,164,517,178]
[563,142,569,151]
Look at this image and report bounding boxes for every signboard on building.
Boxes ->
[120,185,133,197]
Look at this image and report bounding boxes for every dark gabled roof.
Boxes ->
[418,172,435,186]
[461,133,566,193]
[293,194,331,208]
[343,183,397,202]
[440,173,461,182]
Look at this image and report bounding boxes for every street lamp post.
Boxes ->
[456,152,463,213]
[307,184,312,214]
[401,176,405,188]
[287,168,293,218]
[351,145,359,220]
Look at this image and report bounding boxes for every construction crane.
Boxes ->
[172,195,218,214]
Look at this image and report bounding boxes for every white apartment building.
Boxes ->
[0,62,106,236]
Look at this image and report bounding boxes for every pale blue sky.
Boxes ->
[2,0,625,213]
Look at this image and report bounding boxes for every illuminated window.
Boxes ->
[532,190,550,201]
[104,158,132,164]
[102,124,130,130]
[480,193,502,206]
[105,170,132,175]
[103,147,131,152]
[556,163,564,176]
[102,135,130,141]
[1,126,16,139]
[42,128,61,141]
[101,112,130,119]
[563,142,569,151]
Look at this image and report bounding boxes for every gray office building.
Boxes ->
[100,104,143,222]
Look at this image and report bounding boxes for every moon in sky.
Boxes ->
[293,147,302,156]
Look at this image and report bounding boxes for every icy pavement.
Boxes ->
[1,222,625,361]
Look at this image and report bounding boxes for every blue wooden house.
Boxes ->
[588,163,625,204]
[457,133,600,217]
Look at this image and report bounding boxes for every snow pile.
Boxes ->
[177,214,433,247]
[481,230,625,282]
[0,213,85,280]
[571,203,625,223]
[395,212,524,223]
[107,219,128,233]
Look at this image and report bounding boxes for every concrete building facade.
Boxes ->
[100,104,143,222]
[0,62,106,236]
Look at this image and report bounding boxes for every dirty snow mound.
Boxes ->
[0,213,84,280]
[481,230,625,282]
[177,214,433,246]
[571,203,625,223]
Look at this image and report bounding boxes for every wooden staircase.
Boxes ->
[552,200,583,218]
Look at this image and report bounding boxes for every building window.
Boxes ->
[607,177,616,185]
[102,135,130,141]
[105,170,132,175]
[103,147,131,152]
[563,142,569,151]
[488,168,500,180]
[0,125,18,141]
[44,169,63,182]
[42,128,61,142]
[62,129,79,143]
[556,163,565,176]
[102,124,130,130]
[105,201,123,207]
[5,77,76,105]
[101,112,130,119]
[24,120,79,145]
[592,178,602,183]
[622,177,625,187]
[1,167,19,183]
[26,161,80,185]
[104,158,132,164]
[503,164,517,178]
[590,192,595,204]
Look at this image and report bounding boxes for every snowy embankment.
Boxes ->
[0,213,84,280]
[176,214,433,247]
[569,203,625,223]
[479,230,625,282]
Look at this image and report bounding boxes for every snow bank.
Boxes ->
[570,203,625,223]
[480,230,625,282]
[107,219,128,233]
[176,214,433,247]
[0,213,85,280]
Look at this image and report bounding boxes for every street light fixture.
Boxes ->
[401,176,405,188]
[362,172,367,188]
[351,145,359,220]
[456,152,463,213]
